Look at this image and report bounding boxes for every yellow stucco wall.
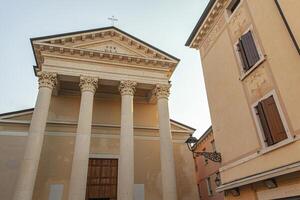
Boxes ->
[196,0,300,190]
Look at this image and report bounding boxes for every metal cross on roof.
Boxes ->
[108,16,118,26]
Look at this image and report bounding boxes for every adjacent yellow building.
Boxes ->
[186,0,300,199]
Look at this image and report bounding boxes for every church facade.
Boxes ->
[0,27,198,200]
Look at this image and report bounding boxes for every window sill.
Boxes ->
[239,57,266,81]
[258,135,299,156]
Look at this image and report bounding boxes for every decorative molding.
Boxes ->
[217,160,300,192]
[228,2,252,42]
[37,71,57,89]
[190,0,230,49]
[200,15,226,56]
[153,84,171,99]
[35,43,176,68]
[0,131,188,143]
[119,80,137,96]
[32,28,179,74]
[0,119,194,134]
[246,67,267,95]
[79,76,98,93]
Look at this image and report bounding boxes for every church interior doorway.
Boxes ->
[86,158,118,200]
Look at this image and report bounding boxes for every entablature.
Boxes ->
[32,26,179,79]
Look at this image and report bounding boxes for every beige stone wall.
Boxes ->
[0,136,27,200]
[47,95,158,128]
[0,94,197,200]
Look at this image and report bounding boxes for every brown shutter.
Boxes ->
[256,102,274,146]
[261,96,287,144]
[237,40,250,71]
[240,31,260,67]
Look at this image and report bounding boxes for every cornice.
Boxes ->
[31,27,180,61]
[0,119,193,134]
[32,28,179,73]
[33,43,177,74]
[189,0,229,49]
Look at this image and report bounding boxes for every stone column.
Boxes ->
[68,76,98,200]
[13,72,57,200]
[118,80,137,200]
[154,84,178,200]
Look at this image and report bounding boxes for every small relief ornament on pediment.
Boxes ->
[104,46,118,53]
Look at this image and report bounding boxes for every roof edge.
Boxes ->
[185,0,217,46]
[170,119,196,131]
[0,108,34,117]
[193,125,213,149]
[30,26,180,62]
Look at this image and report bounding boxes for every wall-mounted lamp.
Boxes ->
[185,135,222,163]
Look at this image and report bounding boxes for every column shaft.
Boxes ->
[68,76,98,200]
[118,80,136,200]
[13,72,57,200]
[155,85,178,200]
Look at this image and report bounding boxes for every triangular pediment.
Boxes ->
[31,26,179,62]
[73,39,146,57]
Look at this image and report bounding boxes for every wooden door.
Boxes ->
[86,158,118,200]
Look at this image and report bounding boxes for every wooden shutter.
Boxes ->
[261,96,287,144]
[256,102,274,146]
[237,41,250,71]
[240,31,260,68]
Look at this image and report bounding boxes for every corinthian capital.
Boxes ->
[154,84,171,99]
[38,71,57,89]
[79,76,98,93]
[119,80,137,96]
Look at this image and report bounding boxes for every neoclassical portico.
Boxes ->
[11,26,185,200]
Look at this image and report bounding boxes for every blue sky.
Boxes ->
[0,0,211,137]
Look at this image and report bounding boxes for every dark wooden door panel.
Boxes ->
[86,158,118,200]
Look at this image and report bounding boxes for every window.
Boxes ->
[48,184,64,200]
[197,184,201,199]
[255,95,288,146]
[134,184,145,200]
[206,177,213,196]
[237,31,261,72]
[227,0,241,15]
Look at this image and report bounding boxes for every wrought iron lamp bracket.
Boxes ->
[193,151,222,163]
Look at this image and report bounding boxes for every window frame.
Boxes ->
[226,0,242,19]
[206,177,213,197]
[233,26,265,80]
[251,90,291,149]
